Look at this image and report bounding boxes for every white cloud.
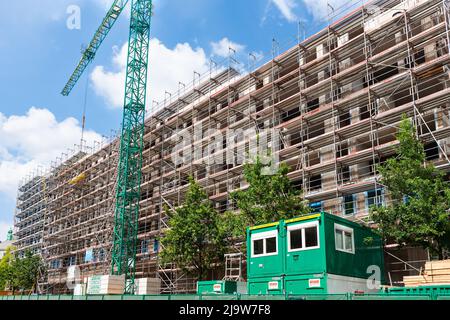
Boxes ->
[269,0,351,23]
[91,64,124,108]
[0,107,102,199]
[211,38,246,58]
[91,38,211,109]
[302,0,352,21]
[271,0,298,22]
[0,107,102,240]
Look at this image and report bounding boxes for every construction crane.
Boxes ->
[61,0,153,294]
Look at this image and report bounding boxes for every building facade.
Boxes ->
[14,176,46,258]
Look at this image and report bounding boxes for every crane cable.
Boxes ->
[80,64,91,152]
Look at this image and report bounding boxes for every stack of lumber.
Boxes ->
[87,275,125,295]
[135,278,161,295]
[403,260,450,287]
[74,283,87,296]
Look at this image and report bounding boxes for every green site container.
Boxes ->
[196,280,247,295]
[247,212,385,295]
[247,276,285,295]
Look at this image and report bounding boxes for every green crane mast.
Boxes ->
[61,0,153,294]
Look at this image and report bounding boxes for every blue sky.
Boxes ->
[0,0,358,240]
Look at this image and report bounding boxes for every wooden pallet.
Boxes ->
[425,260,450,271]
[403,259,450,286]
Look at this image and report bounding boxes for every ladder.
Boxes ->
[223,253,244,282]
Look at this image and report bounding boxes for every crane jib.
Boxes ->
[61,0,131,96]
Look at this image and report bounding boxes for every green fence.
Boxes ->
[2,292,450,301]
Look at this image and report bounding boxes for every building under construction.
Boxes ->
[13,0,450,294]
[14,176,46,258]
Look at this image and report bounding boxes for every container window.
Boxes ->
[334,224,355,254]
[266,237,277,253]
[253,239,264,255]
[287,221,320,252]
[290,229,303,250]
[335,230,344,250]
[305,226,318,247]
[344,231,353,251]
[251,230,278,257]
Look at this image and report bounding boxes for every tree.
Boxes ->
[0,246,15,291]
[370,116,450,259]
[229,156,310,236]
[0,248,45,293]
[160,177,228,281]
[12,250,45,293]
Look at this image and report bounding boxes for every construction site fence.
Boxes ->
[1,293,450,301]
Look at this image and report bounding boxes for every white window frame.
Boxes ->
[287,221,320,252]
[251,230,278,257]
[334,223,355,254]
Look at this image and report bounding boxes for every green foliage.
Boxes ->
[160,178,228,281]
[363,237,374,246]
[0,246,15,290]
[370,116,450,258]
[229,156,310,235]
[12,251,45,292]
[0,248,44,292]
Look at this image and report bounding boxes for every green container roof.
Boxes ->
[249,213,322,231]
